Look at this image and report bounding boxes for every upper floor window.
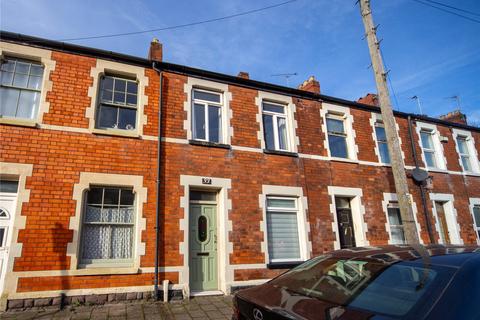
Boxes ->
[262,101,289,151]
[473,205,480,241]
[0,57,44,120]
[96,75,138,131]
[80,186,135,266]
[456,136,472,172]
[266,197,300,263]
[326,114,348,158]
[420,129,437,168]
[375,121,391,164]
[192,89,222,143]
[386,203,406,244]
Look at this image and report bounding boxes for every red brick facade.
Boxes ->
[0,36,479,307]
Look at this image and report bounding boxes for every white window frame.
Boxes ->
[191,88,223,143]
[265,196,301,263]
[452,128,480,174]
[95,75,139,131]
[262,101,290,151]
[79,186,136,268]
[416,122,446,171]
[320,103,358,161]
[385,202,406,244]
[259,185,310,265]
[382,193,423,245]
[469,198,480,245]
[374,121,391,164]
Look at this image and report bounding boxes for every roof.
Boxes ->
[1,30,479,133]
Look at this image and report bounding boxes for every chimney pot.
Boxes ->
[148,38,163,62]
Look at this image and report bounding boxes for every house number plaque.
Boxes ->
[202,178,212,185]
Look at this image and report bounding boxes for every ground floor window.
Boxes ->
[80,186,135,266]
[266,196,301,263]
[387,203,406,244]
[472,205,480,240]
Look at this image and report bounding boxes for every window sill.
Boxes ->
[267,261,304,269]
[188,139,231,149]
[426,168,448,174]
[92,128,140,139]
[263,149,298,157]
[0,117,38,128]
[68,267,140,276]
[329,157,358,164]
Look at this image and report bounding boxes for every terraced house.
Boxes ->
[0,31,479,310]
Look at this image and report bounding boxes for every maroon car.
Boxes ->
[232,245,480,320]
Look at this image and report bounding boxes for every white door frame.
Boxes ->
[430,193,463,244]
[0,191,18,299]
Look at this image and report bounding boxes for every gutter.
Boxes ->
[152,62,163,300]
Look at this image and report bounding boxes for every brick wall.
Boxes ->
[1,43,479,300]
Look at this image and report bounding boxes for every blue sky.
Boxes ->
[1,0,479,124]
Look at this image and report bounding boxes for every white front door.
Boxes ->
[0,180,19,297]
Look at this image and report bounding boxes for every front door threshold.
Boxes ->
[190,290,224,297]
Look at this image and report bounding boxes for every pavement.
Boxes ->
[0,295,234,320]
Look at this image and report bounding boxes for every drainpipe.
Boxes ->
[407,116,435,244]
[152,62,163,300]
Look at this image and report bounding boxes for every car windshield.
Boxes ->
[270,255,455,318]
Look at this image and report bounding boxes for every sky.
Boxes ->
[1,0,479,124]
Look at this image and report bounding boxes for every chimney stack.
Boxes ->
[439,110,467,125]
[237,71,249,79]
[148,38,163,62]
[357,93,379,107]
[298,76,320,94]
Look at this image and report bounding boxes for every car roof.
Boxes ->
[329,244,480,268]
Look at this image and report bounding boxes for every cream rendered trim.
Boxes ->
[469,198,480,245]
[327,186,369,249]
[259,185,311,264]
[255,91,299,152]
[183,77,233,144]
[382,193,423,245]
[0,42,56,124]
[321,103,359,160]
[179,175,233,296]
[86,59,148,136]
[452,128,480,174]
[429,193,463,245]
[415,121,447,171]
[370,113,405,164]
[67,172,147,272]
[0,162,33,309]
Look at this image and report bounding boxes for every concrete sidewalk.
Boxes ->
[0,295,234,320]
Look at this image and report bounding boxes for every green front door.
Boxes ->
[189,204,217,291]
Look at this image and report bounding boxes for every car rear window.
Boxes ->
[270,256,455,318]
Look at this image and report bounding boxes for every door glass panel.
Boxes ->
[0,228,5,246]
[198,215,207,242]
[190,191,216,202]
[0,180,19,193]
[335,197,351,209]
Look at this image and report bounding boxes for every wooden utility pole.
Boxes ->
[359,0,420,244]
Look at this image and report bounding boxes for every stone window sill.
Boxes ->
[267,261,304,269]
[72,267,140,276]
[0,117,38,128]
[329,157,359,164]
[92,128,141,139]
[263,149,298,157]
[188,139,231,149]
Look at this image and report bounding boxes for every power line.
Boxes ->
[58,0,298,42]
[411,0,480,24]
[423,0,480,17]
